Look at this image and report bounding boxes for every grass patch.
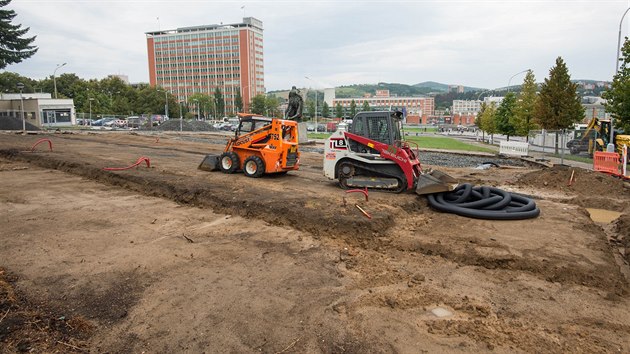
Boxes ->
[308,133,333,139]
[550,154,593,164]
[309,133,495,153]
[405,136,496,153]
[404,127,438,133]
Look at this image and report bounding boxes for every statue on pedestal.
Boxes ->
[285,86,303,121]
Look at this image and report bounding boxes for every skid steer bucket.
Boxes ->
[198,154,221,171]
[415,169,458,195]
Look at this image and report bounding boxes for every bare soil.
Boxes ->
[0,131,629,353]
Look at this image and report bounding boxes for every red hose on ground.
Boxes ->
[30,138,53,152]
[103,157,151,171]
[346,187,369,202]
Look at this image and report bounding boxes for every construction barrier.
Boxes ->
[593,151,621,174]
[499,141,529,157]
[623,145,628,177]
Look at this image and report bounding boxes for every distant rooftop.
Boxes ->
[146,17,262,36]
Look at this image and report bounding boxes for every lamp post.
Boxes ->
[17,82,25,133]
[477,89,493,101]
[507,69,529,93]
[53,62,67,99]
[158,88,169,120]
[164,90,169,120]
[89,98,94,121]
[612,7,630,147]
[179,101,183,132]
[192,99,200,120]
[305,76,317,131]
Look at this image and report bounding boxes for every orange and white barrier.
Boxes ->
[593,151,621,174]
[499,141,529,156]
[623,145,628,177]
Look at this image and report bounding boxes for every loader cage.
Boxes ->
[348,111,402,152]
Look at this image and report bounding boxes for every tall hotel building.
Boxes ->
[146,17,264,115]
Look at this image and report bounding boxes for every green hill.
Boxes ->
[413,81,485,93]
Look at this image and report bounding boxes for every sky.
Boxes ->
[6,0,630,91]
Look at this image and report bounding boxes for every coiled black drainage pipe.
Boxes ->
[426,183,540,220]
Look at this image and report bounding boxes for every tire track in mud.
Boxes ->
[0,149,394,246]
[402,239,628,294]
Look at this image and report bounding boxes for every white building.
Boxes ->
[0,93,76,128]
[452,100,482,114]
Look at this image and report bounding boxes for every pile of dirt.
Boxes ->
[153,120,218,132]
[517,165,630,198]
[0,268,92,352]
[614,214,630,264]
[0,117,40,131]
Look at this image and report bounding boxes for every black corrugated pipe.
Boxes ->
[427,183,540,220]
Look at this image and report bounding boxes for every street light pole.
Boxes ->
[53,63,67,99]
[179,101,183,132]
[17,82,25,133]
[89,98,94,121]
[164,90,169,120]
[612,7,630,147]
[305,76,317,131]
[507,69,529,93]
[616,7,630,73]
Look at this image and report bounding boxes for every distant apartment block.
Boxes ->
[331,90,434,117]
[582,96,609,123]
[146,17,264,114]
[452,100,481,114]
[448,85,464,93]
[108,74,129,84]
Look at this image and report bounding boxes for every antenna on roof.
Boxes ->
[157,17,161,31]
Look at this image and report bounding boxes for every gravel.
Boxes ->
[152,120,219,132]
[0,117,41,131]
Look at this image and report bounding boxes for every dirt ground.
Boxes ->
[0,131,629,353]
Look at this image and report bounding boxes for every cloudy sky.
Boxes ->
[6,0,630,91]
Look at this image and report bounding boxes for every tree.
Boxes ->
[495,92,517,141]
[265,95,280,117]
[251,94,266,115]
[534,56,585,153]
[322,101,330,118]
[335,102,343,118]
[603,37,630,133]
[513,70,539,141]
[214,87,225,117]
[306,100,315,119]
[480,102,498,144]
[234,89,243,113]
[0,0,37,69]
[350,99,357,117]
[475,101,486,128]
[361,100,370,112]
[0,71,36,92]
[189,93,214,119]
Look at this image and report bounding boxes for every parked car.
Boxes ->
[127,116,145,129]
[566,138,591,155]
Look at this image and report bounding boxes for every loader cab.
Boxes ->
[348,111,403,153]
[236,116,272,136]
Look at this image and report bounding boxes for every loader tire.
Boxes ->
[243,156,265,178]
[219,152,239,174]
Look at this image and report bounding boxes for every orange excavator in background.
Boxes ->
[199,113,300,177]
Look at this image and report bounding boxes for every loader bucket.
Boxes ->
[198,154,221,171]
[415,169,458,195]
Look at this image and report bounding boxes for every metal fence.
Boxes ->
[528,129,573,154]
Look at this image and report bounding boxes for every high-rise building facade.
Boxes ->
[146,17,264,116]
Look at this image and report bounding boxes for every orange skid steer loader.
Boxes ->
[198,113,300,177]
